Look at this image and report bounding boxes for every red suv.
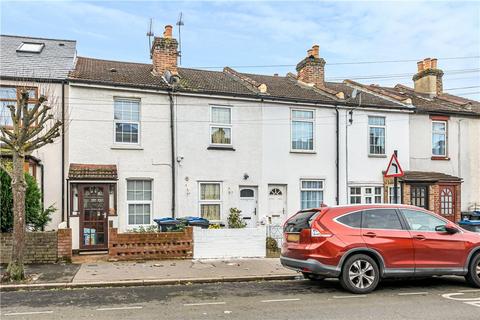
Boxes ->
[281,204,480,293]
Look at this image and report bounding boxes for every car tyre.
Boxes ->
[302,272,325,281]
[340,254,380,294]
[465,253,480,288]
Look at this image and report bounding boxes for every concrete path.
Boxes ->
[73,258,295,283]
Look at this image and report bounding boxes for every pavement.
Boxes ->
[1,276,479,319]
[0,258,297,291]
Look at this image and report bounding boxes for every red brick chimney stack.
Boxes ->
[296,44,326,88]
[151,25,178,75]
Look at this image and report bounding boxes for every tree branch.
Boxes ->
[0,162,12,178]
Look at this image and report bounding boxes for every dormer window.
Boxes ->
[17,42,45,53]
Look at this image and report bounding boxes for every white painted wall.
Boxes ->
[68,84,173,233]
[409,114,480,211]
[193,227,266,259]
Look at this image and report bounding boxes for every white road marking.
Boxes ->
[96,306,143,311]
[261,298,301,303]
[184,302,226,306]
[333,295,367,299]
[4,311,54,316]
[398,292,429,296]
[459,289,480,293]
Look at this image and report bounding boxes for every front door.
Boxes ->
[401,209,466,269]
[239,187,258,228]
[268,185,287,225]
[79,185,109,250]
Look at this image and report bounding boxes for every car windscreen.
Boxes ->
[284,210,319,232]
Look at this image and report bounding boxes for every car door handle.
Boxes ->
[413,235,426,240]
[363,232,377,238]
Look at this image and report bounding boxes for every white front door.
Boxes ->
[239,187,258,228]
[268,185,287,225]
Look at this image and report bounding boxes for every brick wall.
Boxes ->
[57,228,72,262]
[108,227,193,261]
[0,229,72,264]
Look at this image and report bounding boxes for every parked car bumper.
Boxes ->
[280,255,340,277]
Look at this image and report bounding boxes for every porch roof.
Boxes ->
[399,171,462,183]
[68,163,117,180]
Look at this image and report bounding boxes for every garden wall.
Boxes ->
[193,227,266,259]
[108,227,193,260]
[0,229,72,264]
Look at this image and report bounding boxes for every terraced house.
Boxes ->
[1,27,478,254]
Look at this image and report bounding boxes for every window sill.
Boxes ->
[111,145,143,150]
[368,154,387,158]
[290,150,316,154]
[431,156,450,161]
[207,146,236,151]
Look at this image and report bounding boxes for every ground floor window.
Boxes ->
[388,186,402,204]
[349,186,383,204]
[199,182,222,221]
[300,180,324,209]
[410,185,428,209]
[127,179,152,225]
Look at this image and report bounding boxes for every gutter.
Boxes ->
[168,90,176,218]
[61,81,67,227]
[335,107,340,205]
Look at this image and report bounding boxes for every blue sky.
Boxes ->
[1,1,479,99]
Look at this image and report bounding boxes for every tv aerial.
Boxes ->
[176,12,184,65]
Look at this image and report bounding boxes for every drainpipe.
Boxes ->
[168,90,176,218]
[39,161,44,211]
[61,81,67,227]
[335,107,340,205]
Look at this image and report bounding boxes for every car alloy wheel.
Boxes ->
[348,259,376,289]
[477,260,480,278]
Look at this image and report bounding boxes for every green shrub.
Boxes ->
[227,208,247,229]
[0,168,54,232]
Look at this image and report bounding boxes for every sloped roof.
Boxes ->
[0,34,77,81]
[400,171,462,182]
[68,163,117,180]
[69,56,410,109]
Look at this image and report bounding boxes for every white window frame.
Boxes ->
[431,120,447,157]
[17,42,45,53]
[300,179,324,209]
[349,186,383,204]
[291,108,315,152]
[126,179,153,227]
[113,98,141,145]
[210,105,232,146]
[368,116,386,156]
[198,182,223,222]
[388,186,401,204]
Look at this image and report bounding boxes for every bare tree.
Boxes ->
[0,87,61,281]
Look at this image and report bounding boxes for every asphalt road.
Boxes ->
[1,277,479,319]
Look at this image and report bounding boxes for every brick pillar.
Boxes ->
[108,227,118,257]
[57,228,72,262]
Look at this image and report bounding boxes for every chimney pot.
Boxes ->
[307,49,313,57]
[164,25,173,38]
[423,58,432,69]
[431,58,438,69]
[312,45,319,58]
[417,61,424,72]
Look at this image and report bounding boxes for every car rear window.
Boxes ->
[284,210,319,232]
[337,211,362,228]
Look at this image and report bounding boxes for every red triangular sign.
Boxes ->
[384,153,404,177]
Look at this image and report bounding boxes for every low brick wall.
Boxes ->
[0,229,73,264]
[108,227,193,261]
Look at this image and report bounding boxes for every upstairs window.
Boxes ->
[368,116,385,155]
[432,120,447,156]
[0,86,38,127]
[114,99,140,144]
[17,42,45,53]
[291,109,314,151]
[210,106,232,145]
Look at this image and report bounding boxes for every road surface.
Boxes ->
[1,276,479,319]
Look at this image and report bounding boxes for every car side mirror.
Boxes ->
[436,225,459,234]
